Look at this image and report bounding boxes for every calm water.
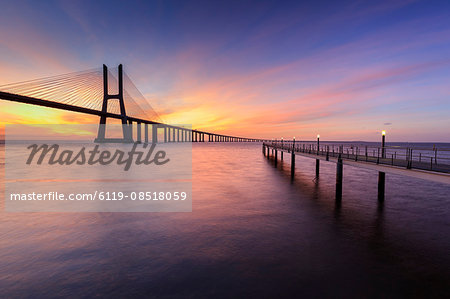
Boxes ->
[0,143,449,298]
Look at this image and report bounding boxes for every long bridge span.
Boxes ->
[1,64,449,202]
[0,64,268,143]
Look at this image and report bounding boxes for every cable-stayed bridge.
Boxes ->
[0,64,449,201]
[0,64,267,143]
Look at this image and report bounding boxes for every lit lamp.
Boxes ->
[317,134,320,154]
[381,130,386,158]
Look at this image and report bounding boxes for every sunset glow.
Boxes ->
[1,0,450,141]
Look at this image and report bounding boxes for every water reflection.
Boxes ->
[0,143,449,297]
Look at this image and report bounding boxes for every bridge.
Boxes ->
[1,64,449,202]
[263,138,450,201]
[0,64,269,143]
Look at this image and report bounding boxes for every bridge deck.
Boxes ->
[264,143,450,185]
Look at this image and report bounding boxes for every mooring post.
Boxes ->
[336,155,343,201]
[378,171,385,201]
[316,159,320,178]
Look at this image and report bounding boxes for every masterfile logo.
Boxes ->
[4,124,192,212]
[26,143,170,171]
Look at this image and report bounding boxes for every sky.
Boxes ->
[0,0,450,141]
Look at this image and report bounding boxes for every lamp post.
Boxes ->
[317,134,320,155]
[379,130,387,201]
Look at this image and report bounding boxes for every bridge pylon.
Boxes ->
[95,64,133,143]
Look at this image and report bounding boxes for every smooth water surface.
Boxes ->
[0,143,449,298]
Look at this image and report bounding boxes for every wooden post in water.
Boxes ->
[378,171,385,201]
[336,155,343,201]
[275,149,278,166]
[315,159,320,178]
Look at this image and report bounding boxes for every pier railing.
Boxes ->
[264,141,450,174]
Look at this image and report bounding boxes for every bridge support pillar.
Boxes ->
[281,151,283,160]
[378,172,385,201]
[137,122,142,143]
[152,124,158,144]
[128,120,133,140]
[95,64,133,143]
[144,124,149,143]
[164,126,167,143]
[336,155,343,201]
